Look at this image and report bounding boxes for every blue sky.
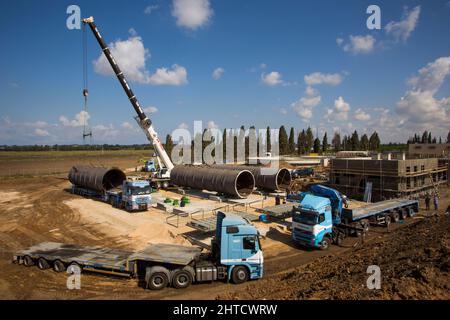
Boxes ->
[1,0,450,145]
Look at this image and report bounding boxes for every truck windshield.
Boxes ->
[130,186,151,195]
[293,210,318,225]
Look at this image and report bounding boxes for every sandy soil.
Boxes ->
[0,174,448,300]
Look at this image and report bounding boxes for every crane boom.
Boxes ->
[82,16,174,171]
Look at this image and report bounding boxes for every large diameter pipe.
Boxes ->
[68,166,126,192]
[170,165,255,199]
[212,165,291,191]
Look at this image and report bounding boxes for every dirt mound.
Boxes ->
[220,214,450,300]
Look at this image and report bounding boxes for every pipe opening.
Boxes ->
[276,168,292,190]
[103,169,126,190]
[235,170,255,198]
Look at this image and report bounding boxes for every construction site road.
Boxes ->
[0,176,448,300]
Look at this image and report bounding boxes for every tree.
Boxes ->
[313,137,321,153]
[165,134,174,160]
[266,126,271,153]
[350,130,359,151]
[279,126,288,155]
[305,127,314,153]
[360,134,369,150]
[369,132,380,151]
[447,131,450,143]
[297,130,306,155]
[428,132,432,144]
[288,127,296,154]
[322,132,328,153]
[421,131,428,143]
[332,132,341,152]
[222,128,227,163]
[439,136,442,144]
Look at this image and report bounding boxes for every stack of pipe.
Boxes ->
[170,165,255,199]
[212,165,291,191]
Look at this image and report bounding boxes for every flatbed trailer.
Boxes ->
[13,212,264,290]
[256,203,299,220]
[14,242,201,278]
[341,198,419,226]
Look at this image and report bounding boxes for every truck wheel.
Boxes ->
[171,269,193,289]
[23,255,34,267]
[37,258,50,270]
[391,211,400,223]
[320,237,330,250]
[231,266,249,284]
[385,215,391,227]
[53,260,65,273]
[146,267,169,290]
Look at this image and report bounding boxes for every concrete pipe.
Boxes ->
[68,166,126,192]
[212,165,291,191]
[170,165,255,199]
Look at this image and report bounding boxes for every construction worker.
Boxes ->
[425,193,431,210]
[433,193,439,211]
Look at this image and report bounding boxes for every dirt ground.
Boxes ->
[0,172,449,300]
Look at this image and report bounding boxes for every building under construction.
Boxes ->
[328,156,448,201]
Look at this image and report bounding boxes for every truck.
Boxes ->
[69,166,152,212]
[288,184,419,249]
[13,212,263,290]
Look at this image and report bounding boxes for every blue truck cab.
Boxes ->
[289,184,419,250]
[212,212,264,283]
[107,180,152,212]
[291,193,334,249]
[143,160,157,172]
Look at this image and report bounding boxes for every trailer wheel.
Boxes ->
[407,207,415,218]
[53,260,65,273]
[146,266,169,290]
[162,181,169,189]
[319,237,331,250]
[37,258,50,270]
[385,215,391,227]
[390,211,400,223]
[23,255,34,267]
[171,269,193,289]
[231,266,249,284]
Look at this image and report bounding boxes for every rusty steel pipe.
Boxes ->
[68,166,126,192]
[212,165,291,191]
[170,165,255,199]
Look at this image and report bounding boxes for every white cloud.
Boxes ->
[396,56,450,128]
[121,122,134,130]
[386,6,421,42]
[279,108,288,115]
[178,122,189,129]
[34,128,50,137]
[262,71,283,86]
[144,106,159,114]
[94,36,188,86]
[326,96,350,121]
[144,4,159,15]
[207,120,218,129]
[304,72,343,86]
[212,67,225,80]
[148,64,188,86]
[94,36,151,84]
[354,108,371,121]
[172,0,213,30]
[292,87,322,121]
[59,111,90,127]
[337,35,376,54]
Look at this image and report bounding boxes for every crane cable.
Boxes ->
[82,23,91,142]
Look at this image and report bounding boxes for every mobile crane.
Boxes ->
[82,17,173,187]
